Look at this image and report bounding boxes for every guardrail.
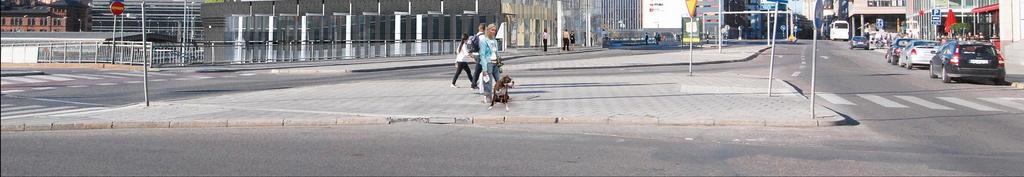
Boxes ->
[1,39,497,68]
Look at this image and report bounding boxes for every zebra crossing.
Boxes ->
[817,92,1024,112]
[0,72,180,86]
[0,104,106,120]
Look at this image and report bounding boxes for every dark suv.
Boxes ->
[929,40,1006,84]
[849,36,869,50]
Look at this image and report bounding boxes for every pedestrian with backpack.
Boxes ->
[451,33,475,88]
[467,23,486,90]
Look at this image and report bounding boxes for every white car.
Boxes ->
[898,40,939,70]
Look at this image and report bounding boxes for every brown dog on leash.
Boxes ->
[489,75,515,111]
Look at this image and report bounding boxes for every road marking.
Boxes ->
[220,75,237,78]
[817,93,857,105]
[1,107,107,120]
[124,81,142,84]
[1,105,45,111]
[0,90,24,94]
[791,72,801,77]
[81,74,125,79]
[175,76,215,81]
[938,97,1002,112]
[978,98,1024,111]
[0,104,11,107]
[96,83,118,86]
[0,80,11,85]
[145,72,178,76]
[2,77,48,83]
[0,106,77,119]
[151,79,167,82]
[821,56,830,59]
[104,72,145,77]
[52,74,103,80]
[3,95,107,106]
[801,61,806,64]
[239,73,256,76]
[24,75,75,81]
[857,94,909,108]
[894,96,954,110]
[31,87,55,90]
[67,85,89,88]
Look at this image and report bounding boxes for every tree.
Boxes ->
[949,23,973,35]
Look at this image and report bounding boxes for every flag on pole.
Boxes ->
[944,9,956,34]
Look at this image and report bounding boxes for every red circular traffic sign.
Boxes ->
[110,1,125,16]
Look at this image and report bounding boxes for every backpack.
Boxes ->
[467,34,482,53]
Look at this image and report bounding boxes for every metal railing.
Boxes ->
[1,39,498,67]
[1,41,151,65]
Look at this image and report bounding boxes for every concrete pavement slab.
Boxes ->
[4,72,842,130]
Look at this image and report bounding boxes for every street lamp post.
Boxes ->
[142,0,150,107]
[767,2,779,97]
[718,0,723,53]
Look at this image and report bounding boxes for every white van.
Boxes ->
[830,21,850,41]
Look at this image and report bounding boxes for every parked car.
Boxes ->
[898,40,939,70]
[929,40,1006,84]
[849,36,869,50]
[886,38,915,65]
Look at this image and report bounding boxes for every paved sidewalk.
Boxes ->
[268,45,767,74]
[505,45,768,71]
[1,72,843,129]
[169,47,605,74]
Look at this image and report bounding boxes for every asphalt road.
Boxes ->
[3,41,1023,175]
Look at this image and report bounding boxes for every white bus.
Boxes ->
[830,20,850,41]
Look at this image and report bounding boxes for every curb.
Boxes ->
[525,46,771,71]
[0,113,853,132]
[194,48,606,73]
[1011,81,1024,89]
[0,70,45,77]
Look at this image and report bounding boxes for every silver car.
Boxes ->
[898,40,939,70]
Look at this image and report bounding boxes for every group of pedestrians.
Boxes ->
[451,23,504,103]
[540,29,576,52]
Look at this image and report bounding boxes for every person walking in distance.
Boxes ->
[562,30,570,51]
[451,33,475,88]
[569,31,576,50]
[478,24,502,102]
[467,24,486,90]
[542,29,549,52]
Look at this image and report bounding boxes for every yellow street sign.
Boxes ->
[686,0,698,17]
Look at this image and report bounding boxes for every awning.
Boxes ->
[972,3,999,14]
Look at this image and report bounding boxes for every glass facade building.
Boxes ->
[89,0,203,41]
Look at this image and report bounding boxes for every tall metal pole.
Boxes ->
[111,14,117,61]
[717,0,723,53]
[767,3,778,97]
[766,12,772,45]
[142,0,150,107]
[811,2,819,119]
[689,16,694,76]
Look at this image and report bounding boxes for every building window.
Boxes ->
[867,0,905,7]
